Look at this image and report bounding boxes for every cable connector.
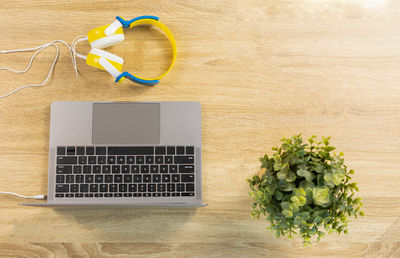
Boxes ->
[33,194,47,200]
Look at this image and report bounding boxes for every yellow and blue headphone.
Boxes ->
[81,15,177,86]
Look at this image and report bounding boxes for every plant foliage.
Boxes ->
[247,135,364,245]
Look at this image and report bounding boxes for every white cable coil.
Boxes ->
[0,191,46,200]
[0,35,88,98]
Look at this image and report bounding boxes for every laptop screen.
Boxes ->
[92,103,160,144]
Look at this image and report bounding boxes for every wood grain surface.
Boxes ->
[0,0,399,257]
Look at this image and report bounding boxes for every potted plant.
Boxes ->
[247,135,364,245]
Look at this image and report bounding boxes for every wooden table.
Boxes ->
[0,0,399,257]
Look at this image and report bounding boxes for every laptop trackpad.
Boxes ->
[92,103,160,144]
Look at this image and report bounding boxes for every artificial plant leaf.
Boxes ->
[297,168,314,181]
[312,187,331,207]
[290,196,300,207]
[281,202,292,210]
[282,209,293,218]
[298,196,307,206]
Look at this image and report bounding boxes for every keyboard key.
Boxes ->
[76,175,84,183]
[143,175,151,183]
[85,193,94,197]
[88,156,97,164]
[73,165,82,174]
[177,184,185,191]
[117,156,125,164]
[181,174,195,182]
[78,156,87,164]
[182,193,195,197]
[93,165,101,174]
[157,184,166,192]
[169,165,178,173]
[138,184,146,192]
[75,193,84,198]
[108,156,116,164]
[55,193,64,198]
[174,156,194,164]
[179,165,194,173]
[66,175,74,183]
[102,165,111,174]
[155,146,166,155]
[165,156,173,164]
[186,183,195,192]
[148,184,156,192]
[143,193,151,197]
[95,175,103,183]
[136,156,144,164]
[160,165,168,173]
[186,146,194,154]
[167,146,175,155]
[56,175,65,183]
[122,165,130,173]
[124,193,133,197]
[80,184,89,192]
[133,193,142,197]
[153,174,161,183]
[155,156,163,164]
[100,184,108,192]
[83,165,91,174]
[86,146,94,155]
[129,184,137,192]
[167,184,175,192]
[172,193,180,197]
[133,175,142,183]
[127,156,135,164]
[105,175,113,183]
[95,193,103,197]
[172,174,180,182]
[162,175,171,183]
[109,184,118,192]
[85,175,94,183]
[70,184,79,192]
[124,175,132,183]
[67,146,75,155]
[57,156,77,165]
[177,146,185,155]
[141,165,149,173]
[131,165,139,173]
[105,193,113,197]
[98,156,106,164]
[150,165,158,173]
[114,193,123,197]
[153,193,162,197]
[119,184,127,192]
[56,165,72,174]
[162,193,171,197]
[146,156,154,164]
[57,147,65,155]
[112,165,120,173]
[114,174,123,183]
[96,147,106,155]
[108,146,154,155]
[76,147,85,155]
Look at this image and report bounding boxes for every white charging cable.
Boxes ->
[0,35,88,98]
[0,191,46,200]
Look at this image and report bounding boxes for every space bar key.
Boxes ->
[108,147,154,155]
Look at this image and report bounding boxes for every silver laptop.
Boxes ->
[22,101,205,207]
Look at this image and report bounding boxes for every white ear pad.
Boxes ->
[89,48,124,64]
[90,34,125,49]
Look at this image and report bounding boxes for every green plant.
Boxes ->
[247,135,364,245]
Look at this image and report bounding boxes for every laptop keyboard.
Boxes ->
[54,146,195,198]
